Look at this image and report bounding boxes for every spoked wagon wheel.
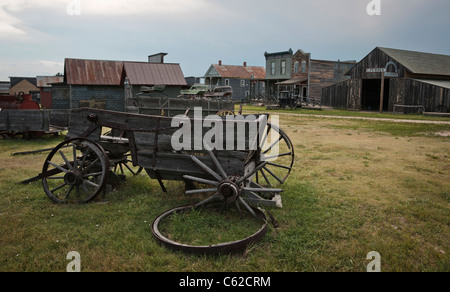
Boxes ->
[151,148,283,254]
[42,138,109,204]
[113,152,143,176]
[256,123,295,187]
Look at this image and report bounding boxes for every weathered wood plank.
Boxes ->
[0,110,50,132]
[140,152,246,181]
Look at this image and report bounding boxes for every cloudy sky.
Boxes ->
[0,0,449,80]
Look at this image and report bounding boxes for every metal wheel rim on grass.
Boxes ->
[151,204,268,255]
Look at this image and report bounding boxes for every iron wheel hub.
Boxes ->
[64,171,82,186]
[218,179,241,203]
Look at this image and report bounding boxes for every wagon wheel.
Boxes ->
[42,138,109,204]
[255,123,295,187]
[151,148,279,254]
[113,153,143,176]
[217,109,235,117]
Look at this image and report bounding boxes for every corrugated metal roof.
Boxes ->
[36,76,64,87]
[211,64,266,80]
[379,47,450,76]
[124,62,187,86]
[65,59,124,85]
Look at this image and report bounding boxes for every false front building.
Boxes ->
[265,49,356,102]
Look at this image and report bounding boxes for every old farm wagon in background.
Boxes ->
[322,47,450,114]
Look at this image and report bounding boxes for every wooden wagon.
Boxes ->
[38,107,295,253]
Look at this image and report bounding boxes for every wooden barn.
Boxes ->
[322,47,450,113]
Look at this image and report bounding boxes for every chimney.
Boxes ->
[218,60,222,66]
[148,52,168,64]
[243,62,247,67]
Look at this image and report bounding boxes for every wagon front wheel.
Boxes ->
[42,138,109,204]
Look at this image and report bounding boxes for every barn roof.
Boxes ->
[64,58,186,86]
[412,79,450,90]
[65,59,124,86]
[378,47,450,76]
[124,62,187,86]
[207,64,266,80]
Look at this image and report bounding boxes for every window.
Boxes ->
[294,62,299,74]
[225,79,230,86]
[241,80,246,87]
[281,60,286,75]
[301,61,307,73]
[271,62,276,75]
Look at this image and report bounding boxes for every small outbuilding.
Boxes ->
[322,47,450,113]
[52,54,186,112]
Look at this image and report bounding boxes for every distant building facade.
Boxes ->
[37,76,64,109]
[0,81,10,95]
[264,49,355,101]
[204,61,266,101]
[9,77,39,96]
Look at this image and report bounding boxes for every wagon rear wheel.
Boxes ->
[42,138,109,204]
[152,148,274,254]
[256,123,295,187]
[113,153,143,176]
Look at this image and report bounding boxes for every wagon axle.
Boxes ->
[217,178,240,204]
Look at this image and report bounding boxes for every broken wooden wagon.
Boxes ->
[38,107,295,253]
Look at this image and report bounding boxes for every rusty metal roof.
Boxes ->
[124,62,187,86]
[65,59,124,86]
[211,64,266,80]
[64,58,186,86]
[36,76,64,87]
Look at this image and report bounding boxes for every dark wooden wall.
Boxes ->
[390,79,450,112]
[347,48,406,79]
[322,79,361,110]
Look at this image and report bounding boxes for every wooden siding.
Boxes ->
[389,79,450,113]
[309,60,354,100]
[322,79,361,110]
[0,110,50,132]
[347,48,407,79]
[323,78,449,113]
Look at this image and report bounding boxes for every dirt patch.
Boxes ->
[435,131,450,137]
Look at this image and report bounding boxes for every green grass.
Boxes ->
[240,105,450,122]
[0,115,449,272]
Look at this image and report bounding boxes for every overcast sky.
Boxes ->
[0,0,449,80]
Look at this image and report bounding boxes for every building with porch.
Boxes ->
[264,49,355,102]
[204,61,266,102]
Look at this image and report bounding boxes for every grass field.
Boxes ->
[0,108,449,272]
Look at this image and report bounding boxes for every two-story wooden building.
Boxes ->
[264,49,356,101]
